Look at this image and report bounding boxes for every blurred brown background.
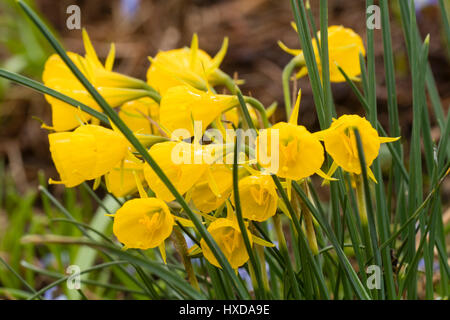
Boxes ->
[0,0,449,193]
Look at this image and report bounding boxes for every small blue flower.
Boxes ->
[120,0,141,19]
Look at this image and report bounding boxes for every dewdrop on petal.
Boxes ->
[48,124,128,187]
[112,198,174,250]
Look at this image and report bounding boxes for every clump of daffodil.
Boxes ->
[257,91,329,182]
[48,124,128,187]
[315,114,400,179]
[143,141,207,202]
[105,154,145,198]
[112,197,174,250]
[200,216,252,270]
[43,29,152,131]
[279,25,365,82]
[190,164,233,213]
[146,34,228,94]
[159,85,237,136]
[119,97,160,135]
[232,174,278,222]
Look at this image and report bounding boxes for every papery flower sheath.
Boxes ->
[200,217,251,269]
[42,29,151,131]
[143,141,207,202]
[159,85,237,136]
[279,25,365,82]
[315,114,400,177]
[48,125,128,187]
[147,34,228,93]
[232,174,278,222]
[112,197,174,250]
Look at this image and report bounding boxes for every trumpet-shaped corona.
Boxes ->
[113,198,174,250]
[42,29,150,131]
[105,154,145,198]
[191,164,233,213]
[200,218,251,269]
[279,25,365,82]
[146,34,228,93]
[317,114,399,175]
[119,97,160,135]
[143,141,207,202]
[159,85,237,136]
[232,174,278,222]
[48,125,128,187]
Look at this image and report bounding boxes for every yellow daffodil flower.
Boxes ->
[256,91,327,181]
[159,85,237,136]
[105,154,145,198]
[43,29,151,131]
[232,174,278,222]
[112,197,174,250]
[190,164,233,213]
[48,125,128,187]
[316,114,400,177]
[143,141,207,202]
[200,217,251,269]
[147,34,228,93]
[119,97,160,135]
[279,25,365,82]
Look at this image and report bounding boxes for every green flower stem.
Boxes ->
[172,227,200,291]
[300,185,319,256]
[233,133,266,299]
[216,69,270,128]
[243,96,270,128]
[273,213,301,299]
[282,54,304,119]
[255,244,270,292]
[355,174,374,265]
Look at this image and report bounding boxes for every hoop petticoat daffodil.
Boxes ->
[105,153,146,198]
[119,97,160,135]
[190,164,233,214]
[146,34,228,94]
[231,174,278,222]
[143,141,208,202]
[200,217,251,269]
[48,124,128,187]
[315,114,400,179]
[159,85,237,137]
[42,29,151,131]
[198,201,275,269]
[279,25,366,82]
[256,90,331,182]
[112,197,174,251]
